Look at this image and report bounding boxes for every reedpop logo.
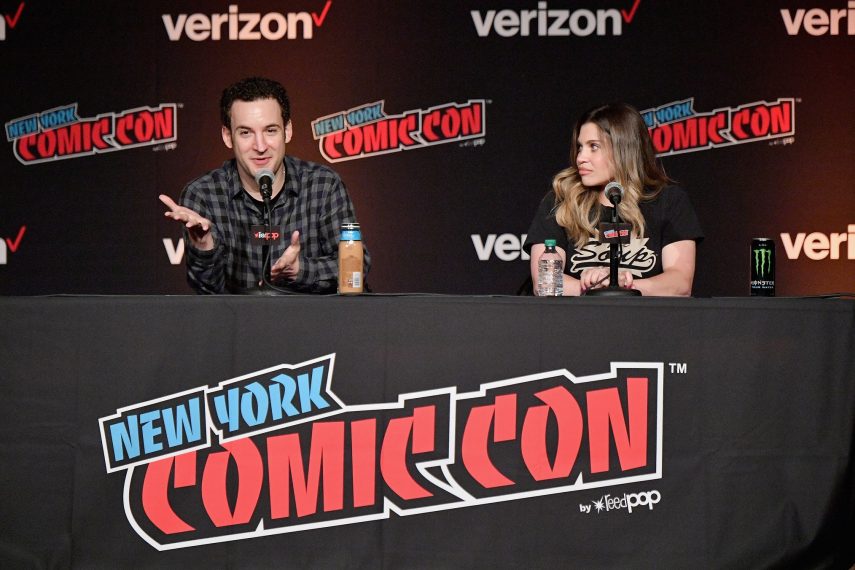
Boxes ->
[579,489,661,515]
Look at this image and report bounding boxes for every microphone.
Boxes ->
[584,180,640,297]
[605,182,624,206]
[254,169,275,200]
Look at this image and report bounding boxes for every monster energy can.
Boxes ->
[750,238,775,296]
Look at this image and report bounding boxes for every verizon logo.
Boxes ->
[163,238,184,265]
[472,234,530,261]
[780,2,855,35]
[781,225,855,260]
[162,2,332,41]
[471,0,640,38]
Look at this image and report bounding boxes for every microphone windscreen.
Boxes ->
[254,169,275,185]
[604,181,624,200]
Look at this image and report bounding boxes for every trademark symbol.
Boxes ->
[669,362,687,374]
[796,98,802,103]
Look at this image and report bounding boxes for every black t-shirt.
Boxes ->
[523,185,704,279]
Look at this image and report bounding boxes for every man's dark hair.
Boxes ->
[220,77,291,130]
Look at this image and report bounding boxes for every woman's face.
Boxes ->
[576,122,615,188]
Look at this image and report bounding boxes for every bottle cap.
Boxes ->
[544,239,557,247]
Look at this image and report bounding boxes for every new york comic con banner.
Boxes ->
[99,355,662,550]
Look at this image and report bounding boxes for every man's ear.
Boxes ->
[222,126,233,149]
[284,120,293,144]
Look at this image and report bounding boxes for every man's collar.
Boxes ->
[280,155,300,197]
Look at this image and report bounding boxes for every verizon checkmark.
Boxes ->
[621,0,641,24]
[5,2,25,29]
[312,1,332,27]
[5,226,26,253]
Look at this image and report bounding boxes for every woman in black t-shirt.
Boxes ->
[524,103,703,296]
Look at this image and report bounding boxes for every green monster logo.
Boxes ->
[754,248,772,278]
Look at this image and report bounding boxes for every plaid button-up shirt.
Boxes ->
[179,156,370,294]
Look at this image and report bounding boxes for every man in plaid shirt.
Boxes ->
[159,77,370,294]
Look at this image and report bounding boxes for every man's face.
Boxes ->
[221,98,292,190]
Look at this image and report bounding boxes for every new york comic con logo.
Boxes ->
[5,103,178,165]
[312,100,486,163]
[99,355,663,550]
[641,97,796,156]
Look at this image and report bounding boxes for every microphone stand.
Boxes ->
[585,198,641,297]
[256,186,282,294]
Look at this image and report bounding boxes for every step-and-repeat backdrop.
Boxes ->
[2,1,853,296]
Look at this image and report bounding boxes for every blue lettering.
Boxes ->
[161,396,202,447]
[5,117,39,140]
[240,381,269,427]
[139,410,164,454]
[346,103,383,127]
[213,387,241,433]
[298,365,330,413]
[654,99,695,125]
[208,361,334,436]
[641,111,655,128]
[313,114,345,137]
[38,106,79,130]
[270,373,300,419]
[109,415,140,461]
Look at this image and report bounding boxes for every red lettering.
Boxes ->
[267,422,345,519]
[350,419,377,507]
[323,132,344,160]
[708,111,728,144]
[397,113,418,146]
[141,452,197,534]
[460,103,482,135]
[422,109,442,142]
[15,135,37,162]
[672,118,698,151]
[461,394,516,488]
[91,117,112,149]
[37,129,56,157]
[521,386,583,481]
[770,101,792,134]
[731,108,751,140]
[57,125,83,154]
[751,106,770,136]
[116,114,135,145]
[342,128,362,156]
[587,377,649,473]
[363,121,389,152]
[154,106,175,139]
[201,439,263,527]
[441,108,461,138]
[380,406,435,500]
[135,112,154,142]
[650,125,671,153]
[422,105,480,142]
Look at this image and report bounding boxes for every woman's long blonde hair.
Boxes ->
[553,103,671,248]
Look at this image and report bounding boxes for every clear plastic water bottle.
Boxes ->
[537,239,564,296]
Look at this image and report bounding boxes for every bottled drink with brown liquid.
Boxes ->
[338,223,364,294]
